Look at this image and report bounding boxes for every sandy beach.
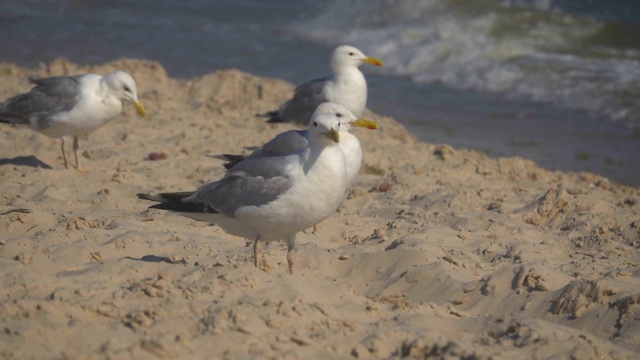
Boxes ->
[1,59,639,359]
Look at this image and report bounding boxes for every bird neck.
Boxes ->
[98,77,115,99]
[332,66,365,87]
[302,141,339,175]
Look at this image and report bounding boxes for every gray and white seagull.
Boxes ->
[220,102,379,188]
[138,104,352,274]
[259,45,383,126]
[0,71,146,169]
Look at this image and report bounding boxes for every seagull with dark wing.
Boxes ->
[0,71,146,169]
[259,45,383,127]
[138,104,353,274]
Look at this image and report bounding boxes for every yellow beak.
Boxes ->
[362,56,384,67]
[351,118,379,130]
[322,128,340,143]
[133,101,147,117]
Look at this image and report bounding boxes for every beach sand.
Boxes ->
[1,59,639,359]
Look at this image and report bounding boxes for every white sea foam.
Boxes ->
[293,0,640,128]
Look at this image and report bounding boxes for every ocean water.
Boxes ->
[1,0,639,185]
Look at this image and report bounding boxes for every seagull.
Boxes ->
[220,103,378,233]
[138,105,349,274]
[0,71,147,169]
[258,45,383,126]
[219,102,378,187]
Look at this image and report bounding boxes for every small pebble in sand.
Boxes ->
[147,152,167,161]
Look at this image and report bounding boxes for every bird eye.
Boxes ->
[313,121,318,127]
[336,113,342,118]
[348,52,354,56]
[123,85,131,92]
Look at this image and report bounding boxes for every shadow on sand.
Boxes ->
[0,155,53,169]
[124,255,188,265]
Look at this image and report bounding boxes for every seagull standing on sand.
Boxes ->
[0,71,147,169]
[138,105,350,274]
[259,45,383,126]
[221,102,378,187]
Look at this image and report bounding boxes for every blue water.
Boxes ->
[1,0,639,185]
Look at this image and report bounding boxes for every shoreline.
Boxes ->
[367,76,640,187]
[1,59,639,359]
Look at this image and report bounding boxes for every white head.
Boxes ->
[308,104,343,145]
[330,45,384,73]
[104,71,146,117]
[313,102,379,133]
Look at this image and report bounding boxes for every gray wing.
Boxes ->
[280,76,331,126]
[0,75,82,128]
[247,130,308,160]
[186,156,295,217]
[220,130,308,170]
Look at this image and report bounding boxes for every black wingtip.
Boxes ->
[137,193,154,201]
[137,191,212,213]
[266,116,285,124]
[137,191,195,203]
[147,201,205,213]
[0,112,25,125]
[256,110,284,123]
[222,154,245,162]
[207,153,243,170]
[223,162,236,170]
[221,154,246,170]
[255,110,278,118]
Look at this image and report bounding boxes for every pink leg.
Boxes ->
[286,234,296,274]
[253,236,260,268]
[60,137,69,169]
[72,135,81,169]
